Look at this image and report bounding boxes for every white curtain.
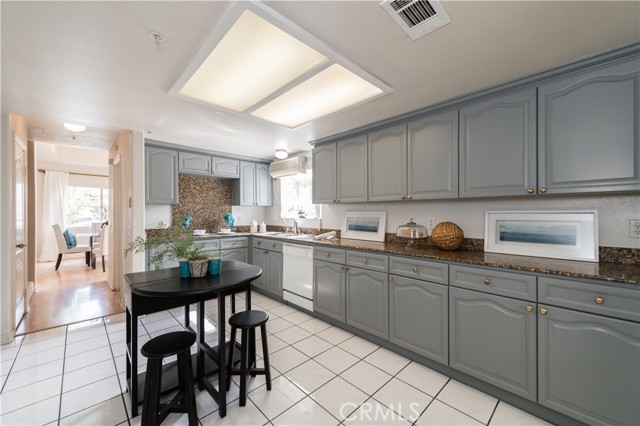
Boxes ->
[39,171,69,262]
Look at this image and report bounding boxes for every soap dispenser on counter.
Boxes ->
[259,222,267,233]
[250,219,258,233]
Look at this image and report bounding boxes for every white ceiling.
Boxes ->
[2,1,639,159]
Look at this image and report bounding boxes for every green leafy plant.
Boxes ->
[124,220,207,270]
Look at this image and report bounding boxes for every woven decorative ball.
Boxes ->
[431,221,464,250]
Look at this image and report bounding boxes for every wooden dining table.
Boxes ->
[123,260,262,418]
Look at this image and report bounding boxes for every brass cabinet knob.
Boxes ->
[401,195,406,199]
[483,278,491,285]
[389,275,394,281]
[412,267,418,273]
[407,195,412,200]
[257,241,261,245]
[326,252,331,258]
[539,307,548,315]
[336,199,340,203]
[341,266,345,271]
[333,199,337,203]
[527,187,534,194]
[540,187,547,193]
[595,296,605,305]
[363,259,368,264]
[525,305,534,312]
[263,250,269,254]
[345,267,350,271]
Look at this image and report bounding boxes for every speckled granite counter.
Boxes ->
[183,232,640,285]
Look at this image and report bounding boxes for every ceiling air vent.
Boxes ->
[381,0,451,40]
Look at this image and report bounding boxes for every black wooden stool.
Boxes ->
[141,331,198,426]
[226,310,272,406]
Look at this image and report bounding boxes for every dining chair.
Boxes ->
[52,224,91,270]
[92,224,109,271]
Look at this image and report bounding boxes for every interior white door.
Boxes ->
[14,135,27,326]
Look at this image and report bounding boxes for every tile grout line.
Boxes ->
[103,318,133,425]
[56,326,69,426]
[0,337,25,395]
[485,399,500,426]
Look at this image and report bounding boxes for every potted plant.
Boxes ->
[125,220,208,277]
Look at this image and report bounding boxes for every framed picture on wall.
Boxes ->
[341,211,387,242]
[484,210,598,262]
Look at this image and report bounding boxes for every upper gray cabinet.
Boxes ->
[232,161,272,206]
[408,110,459,199]
[145,147,178,204]
[368,123,408,201]
[312,136,367,204]
[459,88,537,198]
[538,57,640,194]
[178,152,212,175]
[211,156,240,178]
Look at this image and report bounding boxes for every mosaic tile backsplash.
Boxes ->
[171,174,233,233]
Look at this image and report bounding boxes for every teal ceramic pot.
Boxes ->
[209,258,222,275]
[179,260,191,277]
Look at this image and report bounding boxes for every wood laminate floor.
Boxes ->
[16,257,123,335]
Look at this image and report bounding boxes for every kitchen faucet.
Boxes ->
[293,219,300,234]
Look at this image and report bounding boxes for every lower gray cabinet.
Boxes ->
[251,248,281,297]
[220,248,248,263]
[252,248,268,292]
[346,267,389,339]
[538,305,640,426]
[313,260,346,322]
[389,275,448,364]
[449,287,537,401]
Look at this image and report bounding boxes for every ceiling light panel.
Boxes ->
[178,10,327,112]
[251,64,384,128]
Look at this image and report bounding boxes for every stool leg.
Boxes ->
[226,326,237,391]
[239,329,249,406]
[142,358,162,426]
[260,324,272,391]
[178,351,198,426]
[249,328,257,376]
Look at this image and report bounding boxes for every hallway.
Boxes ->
[16,257,123,335]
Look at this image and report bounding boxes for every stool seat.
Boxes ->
[229,310,269,328]
[141,331,196,359]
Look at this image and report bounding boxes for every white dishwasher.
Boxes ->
[282,243,314,311]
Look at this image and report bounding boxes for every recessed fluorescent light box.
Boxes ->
[170,3,392,128]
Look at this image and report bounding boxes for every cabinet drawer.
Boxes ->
[199,239,220,251]
[252,238,282,252]
[314,247,346,264]
[346,250,388,273]
[389,256,448,284]
[539,277,640,322]
[220,237,248,249]
[450,265,536,301]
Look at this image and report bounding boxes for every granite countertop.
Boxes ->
[192,232,639,285]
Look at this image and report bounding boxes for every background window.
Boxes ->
[66,186,109,226]
[279,171,320,219]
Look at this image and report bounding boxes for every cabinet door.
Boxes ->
[459,88,537,197]
[178,152,211,175]
[538,57,640,194]
[312,143,337,203]
[408,110,458,199]
[389,275,448,364]
[256,163,273,206]
[313,260,346,322]
[266,251,283,297]
[449,287,537,401]
[368,124,407,201]
[251,249,268,291]
[220,248,248,263]
[233,161,256,206]
[337,135,368,202]
[211,157,240,178]
[538,305,640,426]
[145,147,178,204]
[346,268,389,339]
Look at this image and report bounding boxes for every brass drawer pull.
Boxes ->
[527,187,534,194]
[525,305,533,312]
[412,267,418,273]
[540,187,547,193]
[483,278,491,285]
[595,296,605,305]
[401,195,406,200]
[539,307,548,315]
[341,266,345,271]
[407,195,412,200]
[257,241,261,245]
[389,275,394,281]
[363,259,368,265]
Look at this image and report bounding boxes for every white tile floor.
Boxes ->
[0,293,553,425]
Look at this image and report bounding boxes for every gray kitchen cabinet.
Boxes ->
[251,248,268,292]
[312,135,367,204]
[449,287,537,401]
[389,275,448,364]
[211,156,240,178]
[368,123,407,201]
[346,267,389,339]
[538,56,640,194]
[220,247,248,263]
[311,143,336,204]
[232,162,272,206]
[178,152,211,175]
[407,110,459,199]
[145,146,178,204]
[538,305,640,426]
[313,260,346,322]
[459,88,537,197]
[266,251,283,297]
[251,240,281,297]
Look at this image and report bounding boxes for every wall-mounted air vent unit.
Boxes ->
[269,156,307,178]
[381,0,451,40]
